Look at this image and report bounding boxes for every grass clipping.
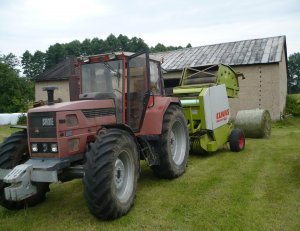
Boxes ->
[234,109,271,138]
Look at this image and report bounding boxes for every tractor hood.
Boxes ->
[28,100,115,113]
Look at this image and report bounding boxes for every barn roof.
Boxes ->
[152,35,287,71]
[35,57,76,82]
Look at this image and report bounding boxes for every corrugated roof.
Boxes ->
[35,57,76,82]
[152,36,286,71]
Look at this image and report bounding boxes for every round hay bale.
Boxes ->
[234,109,271,138]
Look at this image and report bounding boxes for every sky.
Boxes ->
[0,0,299,58]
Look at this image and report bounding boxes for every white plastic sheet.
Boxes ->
[0,113,27,125]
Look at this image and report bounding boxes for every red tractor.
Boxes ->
[0,52,189,220]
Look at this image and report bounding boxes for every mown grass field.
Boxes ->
[291,93,300,100]
[0,118,300,231]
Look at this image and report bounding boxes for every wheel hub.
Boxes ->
[114,158,125,190]
[170,131,177,156]
[170,121,186,165]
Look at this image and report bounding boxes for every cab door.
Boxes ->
[126,52,150,132]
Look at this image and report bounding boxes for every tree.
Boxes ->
[0,52,21,73]
[186,43,192,48]
[22,50,46,80]
[31,51,46,77]
[0,63,33,112]
[65,40,81,56]
[150,43,183,53]
[45,43,67,69]
[105,34,121,52]
[21,50,33,77]
[288,52,300,93]
[117,34,130,51]
[81,38,93,55]
[128,37,149,52]
[90,37,105,54]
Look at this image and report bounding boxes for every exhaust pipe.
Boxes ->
[43,86,58,105]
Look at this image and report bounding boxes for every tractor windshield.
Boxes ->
[81,60,122,94]
[81,60,123,122]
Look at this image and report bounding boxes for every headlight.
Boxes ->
[32,143,38,152]
[31,143,58,153]
[51,143,58,152]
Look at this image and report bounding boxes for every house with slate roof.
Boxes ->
[35,35,288,120]
[35,57,80,102]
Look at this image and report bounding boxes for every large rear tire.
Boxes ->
[83,129,139,220]
[0,131,50,210]
[151,105,189,179]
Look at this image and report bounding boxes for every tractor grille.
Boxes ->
[28,112,57,138]
[81,108,115,118]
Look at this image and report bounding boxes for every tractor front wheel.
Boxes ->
[229,128,245,152]
[0,131,50,210]
[83,129,139,220]
[151,105,189,179]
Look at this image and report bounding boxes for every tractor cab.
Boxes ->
[78,52,163,132]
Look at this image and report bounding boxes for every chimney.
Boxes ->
[43,86,58,105]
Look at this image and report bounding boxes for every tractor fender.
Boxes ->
[101,124,135,137]
[137,96,181,136]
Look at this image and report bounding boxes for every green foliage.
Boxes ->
[186,43,192,48]
[285,94,300,116]
[150,43,183,53]
[21,34,188,77]
[22,50,46,80]
[0,52,21,73]
[288,52,300,93]
[45,43,67,69]
[17,113,27,125]
[0,63,34,113]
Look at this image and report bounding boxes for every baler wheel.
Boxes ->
[0,131,50,210]
[229,128,245,152]
[151,105,189,179]
[83,129,139,220]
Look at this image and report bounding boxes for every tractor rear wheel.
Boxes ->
[151,105,189,179]
[229,128,245,152]
[0,131,50,210]
[83,129,139,220]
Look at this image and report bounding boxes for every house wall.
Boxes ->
[163,60,287,120]
[35,80,70,102]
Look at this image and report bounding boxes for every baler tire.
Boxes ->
[0,131,50,210]
[83,129,139,220]
[229,128,245,152]
[151,105,189,179]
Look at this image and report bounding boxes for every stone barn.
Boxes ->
[153,35,288,120]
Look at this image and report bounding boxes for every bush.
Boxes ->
[17,113,27,125]
[285,95,300,116]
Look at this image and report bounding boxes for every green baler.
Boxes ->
[173,64,245,153]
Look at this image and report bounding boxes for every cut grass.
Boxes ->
[0,118,300,231]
